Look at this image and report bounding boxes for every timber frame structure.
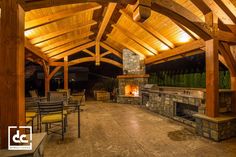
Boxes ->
[1,0,236,148]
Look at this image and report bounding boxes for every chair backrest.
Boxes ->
[25,101,39,112]
[38,101,64,115]
[48,91,68,104]
[29,90,38,98]
[80,89,86,104]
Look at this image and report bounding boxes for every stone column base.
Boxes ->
[194,114,236,141]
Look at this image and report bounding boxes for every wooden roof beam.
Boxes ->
[101,51,112,57]
[41,32,94,52]
[29,20,97,45]
[213,0,236,24]
[25,3,102,30]
[107,34,146,58]
[83,49,95,57]
[190,0,212,15]
[47,39,91,57]
[50,41,96,61]
[192,0,235,34]
[112,24,158,55]
[171,19,198,40]
[120,9,175,49]
[96,3,117,42]
[25,39,49,62]
[100,42,122,58]
[145,39,205,64]
[49,62,64,66]
[100,58,123,68]
[69,57,95,66]
[202,0,235,25]
[151,0,212,40]
[22,0,137,11]
[49,66,62,80]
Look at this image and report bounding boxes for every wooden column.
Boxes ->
[205,39,219,117]
[230,46,236,113]
[95,42,100,66]
[64,57,68,90]
[45,66,50,96]
[0,1,25,148]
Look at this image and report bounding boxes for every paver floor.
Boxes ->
[44,101,236,157]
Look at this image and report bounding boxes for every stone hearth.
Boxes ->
[117,49,149,105]
[117,74,149,105]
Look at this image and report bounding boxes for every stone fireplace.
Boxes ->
[117,49,149,105]
[125,84,139,97]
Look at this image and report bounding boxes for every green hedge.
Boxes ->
[148,70,230,89]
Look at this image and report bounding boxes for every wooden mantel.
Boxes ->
[117,74,150,79]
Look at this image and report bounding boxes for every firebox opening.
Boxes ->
[175,102,198,122]
[125,85,139,97]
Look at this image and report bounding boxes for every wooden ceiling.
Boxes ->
[4,0,236,67]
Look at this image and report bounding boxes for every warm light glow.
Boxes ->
[178,33,191,43]
[34,43,44,48]
[24,30,32,38]
[125,85,139,97]
[159,44,170,51]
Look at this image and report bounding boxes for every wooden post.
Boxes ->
[0,1,25,148]
[64,57,69,90]
[95,42,100,66]
[205,39,219,117]
[230,46,236,113]
[45,67,50,96]
[231,77,236,113]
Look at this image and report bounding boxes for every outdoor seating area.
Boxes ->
[1,0,236,157]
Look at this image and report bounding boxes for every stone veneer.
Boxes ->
[117,49,148,105]
[122,49,145,75]
[194,114,236,141]
[142,87,236,141]
[117,76,149,105]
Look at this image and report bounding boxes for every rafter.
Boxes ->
[151,0,212,40]
[120,9,175,49]
[100,42,122,58]
[112,24,158,55]
[213,0,236,24]
[25,38,49,62]
[171,19,198,40]
[190,0,212,15]
[145,39,205,64]
[202,0,236,25]
[25,4,101,30]
[41,32,94,52]
[29,20,97,44]
[47,39,91,57]
[22,0,137,11]
[191,0,235,34]
[50,41,96,61]
[107,34,146,58]
[96,3,117,42]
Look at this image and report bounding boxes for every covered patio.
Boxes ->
[1,0,236,156]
